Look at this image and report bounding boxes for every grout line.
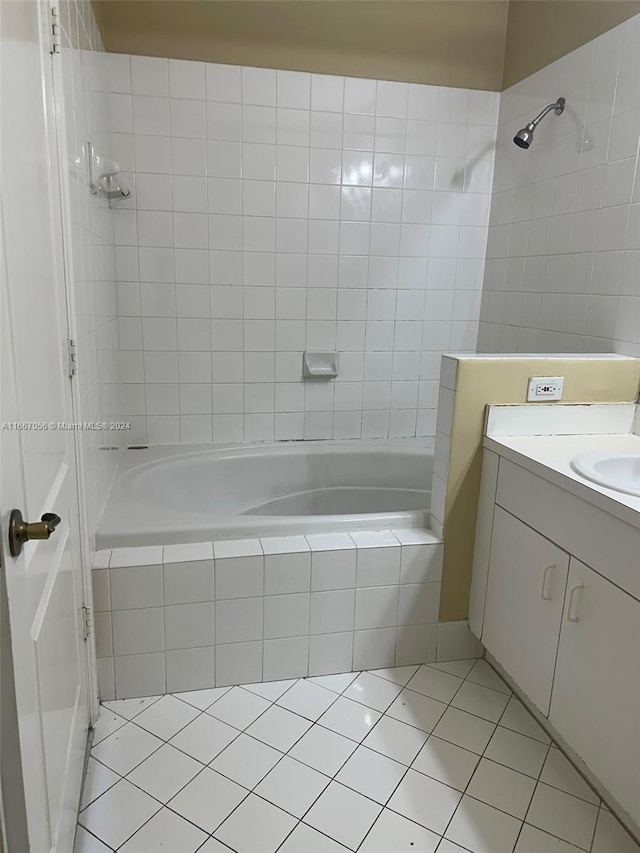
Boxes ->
[189,691,346,846]
[76,824,117,852]
[589,803,604,853]
[88,690,261,846]
[123,764,221,849]
[84,658,635,853]
[491,662,600,853]
[216,672,374,847]
[79,756,122,810]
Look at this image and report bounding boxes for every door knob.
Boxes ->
[8,509,61,557]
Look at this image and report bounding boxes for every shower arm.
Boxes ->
[527,98,565,130]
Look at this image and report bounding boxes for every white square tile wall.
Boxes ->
[94,530,446,699]
[58,5,124,544]
[107,54,499,444]
[478,14,640,357]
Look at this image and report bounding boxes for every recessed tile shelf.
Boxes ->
[91,528,480,700]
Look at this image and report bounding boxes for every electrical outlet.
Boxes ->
[527,376,564,402]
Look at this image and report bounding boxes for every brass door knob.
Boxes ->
[8,509,62,557]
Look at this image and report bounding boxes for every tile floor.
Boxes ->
[76,658,639,853]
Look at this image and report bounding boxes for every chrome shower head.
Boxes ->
[513,124,535,149]
[513,97,565,149]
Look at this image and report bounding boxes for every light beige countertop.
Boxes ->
[484,432,640,530]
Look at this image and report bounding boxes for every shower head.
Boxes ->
[513,124,535,149]
[513,97,565,149]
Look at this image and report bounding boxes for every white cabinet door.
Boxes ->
[483,507,569,715]
[550,558,640,825]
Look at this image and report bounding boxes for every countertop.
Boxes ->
[484,432,640,531]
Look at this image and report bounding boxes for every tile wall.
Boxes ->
[479,14,640,356]
[58,4,124,543]
[106,55,499,445]
[93,529,450,699]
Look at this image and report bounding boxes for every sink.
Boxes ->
[571,451,640,497]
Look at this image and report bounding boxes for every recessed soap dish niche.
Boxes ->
[87,141,131,206]
[303,351,339,379]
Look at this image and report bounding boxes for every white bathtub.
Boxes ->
[97,440,433,548]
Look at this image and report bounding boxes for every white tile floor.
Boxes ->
[76,659,640,853]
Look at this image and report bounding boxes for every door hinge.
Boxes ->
[82,605,92,641]
[50,5,61,54]
[67,338,78,378]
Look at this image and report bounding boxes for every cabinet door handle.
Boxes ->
[540,564,555,600]
[567,583,584,622]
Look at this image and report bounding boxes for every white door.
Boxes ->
[549,558,640,825]
[0,0,90,850]
[483,507,569,715]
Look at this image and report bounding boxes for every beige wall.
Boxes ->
[93,0,640,92]
[502,0,640,88]
[92,0,509,90]
[439,357,640,622]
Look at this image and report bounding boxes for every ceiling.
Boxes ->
[502,0,640,88]
[92,0,640,91]
[92,0,511,91]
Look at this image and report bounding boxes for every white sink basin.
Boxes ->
[571,451,640,497]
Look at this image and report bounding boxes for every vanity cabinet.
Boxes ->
[483,508,569,715]
[550,558,640,823]
[470,451,640,827]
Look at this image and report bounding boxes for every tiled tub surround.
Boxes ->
[93,529,453,700]
[479,13,640,357]
[107,54,499,445]
[77,659,640,853]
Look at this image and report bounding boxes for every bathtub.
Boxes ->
[97,440,433,548]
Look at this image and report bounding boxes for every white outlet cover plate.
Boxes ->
[527,375,564,401]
